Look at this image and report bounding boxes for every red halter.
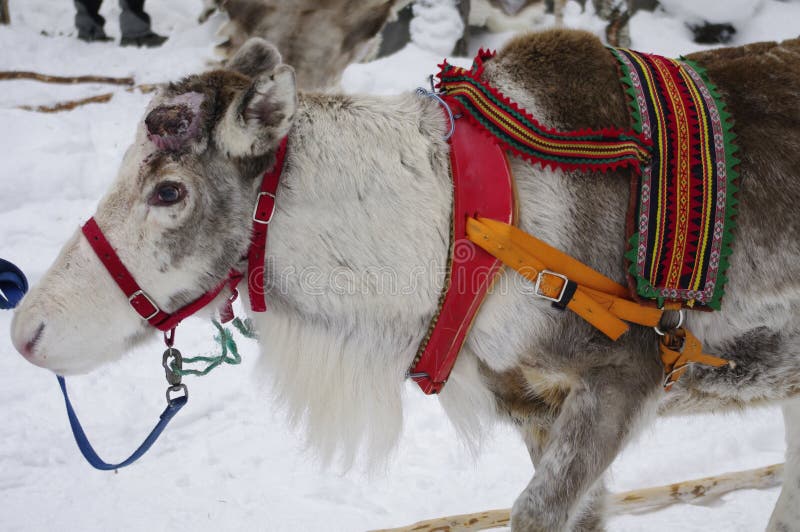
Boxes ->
[82,137,288,332]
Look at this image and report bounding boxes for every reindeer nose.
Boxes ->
[11,320,45,359]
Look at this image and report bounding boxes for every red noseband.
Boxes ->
[81,218,243,331]
[81,136,288,331]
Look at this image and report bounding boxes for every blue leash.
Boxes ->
[56,375,187,470]
[0,259,187,471]
[5,259,246,471]
[0,258,28,310]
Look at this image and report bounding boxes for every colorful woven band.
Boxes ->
[612,48,740,310]
[436,50,652,174]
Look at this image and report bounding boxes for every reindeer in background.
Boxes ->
[198,0,648,90]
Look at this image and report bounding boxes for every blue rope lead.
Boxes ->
[58,317,256,470]
[57,375,187,471]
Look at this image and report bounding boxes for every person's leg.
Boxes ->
[75,0,111,41]
[119,0,167,46]
[118,0,149,38]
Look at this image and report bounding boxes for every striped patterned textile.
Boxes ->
[437,50,652,173]
[437,48,739,310]
[612,48,739,310]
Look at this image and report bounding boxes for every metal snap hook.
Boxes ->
[162,347,183,386]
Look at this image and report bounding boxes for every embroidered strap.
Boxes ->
[437,50,651,174]
[612,48,740,310]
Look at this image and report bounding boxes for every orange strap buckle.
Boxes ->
[659,328,732,389]
[466,217,733,389]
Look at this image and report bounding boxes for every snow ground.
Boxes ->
[1,1,798,531]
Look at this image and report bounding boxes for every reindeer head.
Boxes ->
[217,0,403,90]
[11,39,297,375]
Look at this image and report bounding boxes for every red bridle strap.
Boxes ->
[248,136,288,312]
[80,136,287,331]
[81,218,243,332]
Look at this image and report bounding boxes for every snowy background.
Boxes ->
[1,1,799,531]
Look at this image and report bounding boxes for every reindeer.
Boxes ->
[203,0,639,91]
[206,0,408,90]
[10,30,800,530]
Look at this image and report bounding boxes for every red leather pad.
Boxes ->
[410,117,515,394]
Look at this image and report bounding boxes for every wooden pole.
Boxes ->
[0,71,134,86]
[370,463,784,532]
[18,93,115,113]
[12,84,160,113]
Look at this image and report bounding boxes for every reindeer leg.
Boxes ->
[768,398,800,531]
[512,364,659,531]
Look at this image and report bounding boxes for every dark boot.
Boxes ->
[120,32,168,47]
[119,0,167,47]
[75,0,112,42]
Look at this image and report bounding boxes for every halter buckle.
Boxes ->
[128,290,160,321]
[253,192,276,224]
[533,270,570,304]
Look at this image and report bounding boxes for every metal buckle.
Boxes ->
[128,290,160,321]
[533,270,570,303]
[252,192,276,224]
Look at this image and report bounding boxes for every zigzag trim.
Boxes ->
[437,50,652,174]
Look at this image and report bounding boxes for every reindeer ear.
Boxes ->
[227,37,283,78]
[215,63,296,158]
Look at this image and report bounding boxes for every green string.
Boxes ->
[231,317,258,339]
[170,317,257,377]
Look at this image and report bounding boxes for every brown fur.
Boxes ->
[488,30,632,132]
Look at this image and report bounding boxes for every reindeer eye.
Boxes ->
[150,182,186,206]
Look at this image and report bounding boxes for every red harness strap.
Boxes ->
[81,218,243,332]
[248,136,288,312]
[408,115,515,394]
[81,137,288,331]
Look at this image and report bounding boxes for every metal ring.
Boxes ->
[654,309,685,336]
[163,328,176,347]
[416,87,456,140]
[166,383,188,403]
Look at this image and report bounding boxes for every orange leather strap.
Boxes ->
[660,328,731,388]
[465,216,731,387]
[466,217,662,340]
